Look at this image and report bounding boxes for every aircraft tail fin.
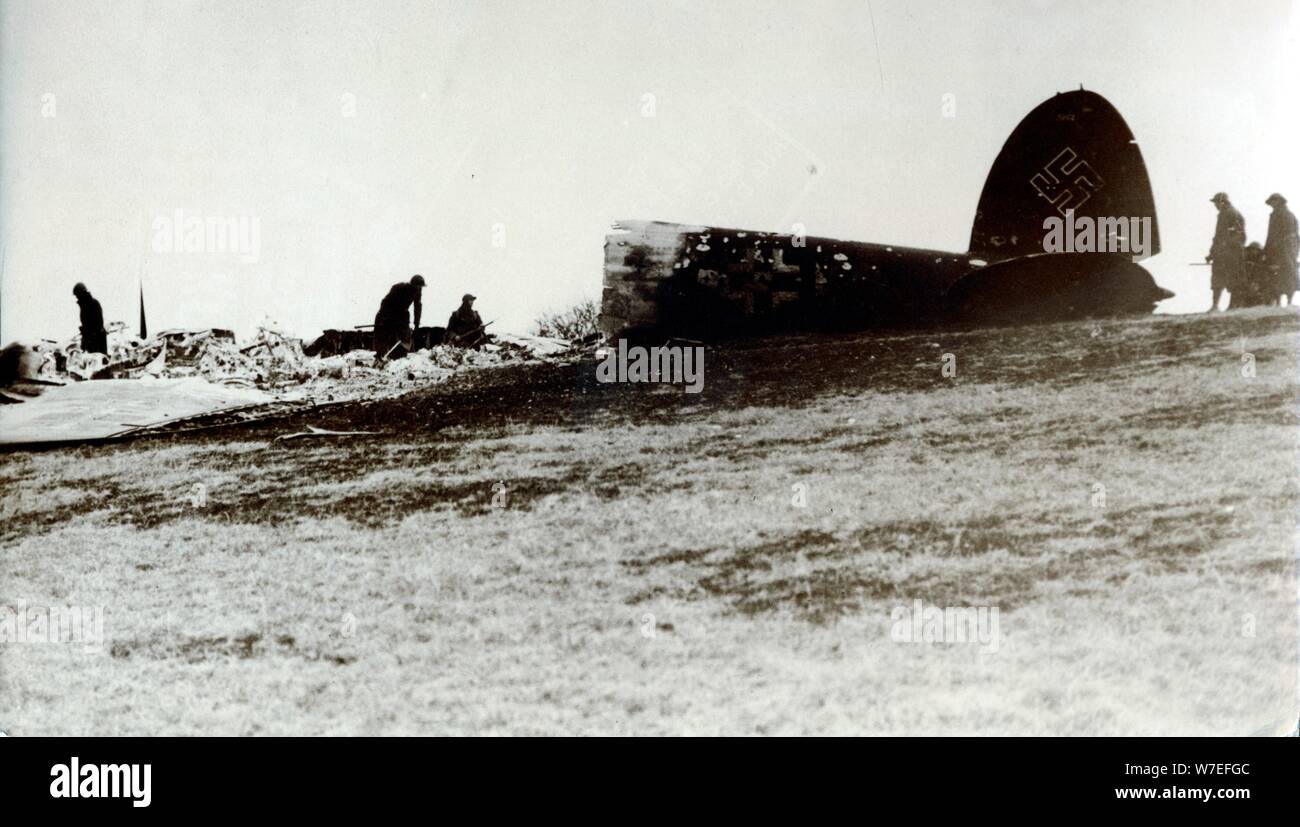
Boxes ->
[968,90,1159,262]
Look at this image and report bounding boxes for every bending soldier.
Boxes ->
[373,274,425,356]
[1229,243,1271,309]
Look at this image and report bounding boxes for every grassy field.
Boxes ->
[2,307,1297,735]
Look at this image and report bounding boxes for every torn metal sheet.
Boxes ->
[0,378,272,446]
[116,398,318,439]
[491,332,572,357]
[271,425,378,443]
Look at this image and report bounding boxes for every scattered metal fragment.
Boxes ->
[270,425,380,444]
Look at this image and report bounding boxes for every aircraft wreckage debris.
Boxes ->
[270,425,380,444]
[0,328,576,447]
[600,90,1174,341]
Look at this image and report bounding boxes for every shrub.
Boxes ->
[533,298,600,340]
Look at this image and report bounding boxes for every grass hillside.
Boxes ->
[2,307,1297,735]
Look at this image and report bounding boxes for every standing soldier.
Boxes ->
[72,282,108,355]
[1264,193,1298,306]
[372,274,425,356]
[1205,192,1245,312]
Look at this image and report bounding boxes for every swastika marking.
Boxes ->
[1030,147,1104,216]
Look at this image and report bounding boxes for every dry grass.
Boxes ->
[1,307,1297,735]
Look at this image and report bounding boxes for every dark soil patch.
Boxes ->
[110,631,355,665]
[623,502,1248,623]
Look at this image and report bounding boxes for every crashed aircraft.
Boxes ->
[601,89,1173,341]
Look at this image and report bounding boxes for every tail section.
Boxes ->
[945,252,1174,325]
[968,90,1159,263]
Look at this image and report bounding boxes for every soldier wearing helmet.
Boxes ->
[1205,193,1245,312]
[373,274,426,356]
[1264,193,1298,305]
[72,282,108,355]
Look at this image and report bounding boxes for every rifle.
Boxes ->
[446,320,494,346]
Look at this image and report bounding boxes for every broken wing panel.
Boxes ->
[0,378,271,446]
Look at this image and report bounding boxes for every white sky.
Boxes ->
[2,0,1297,343]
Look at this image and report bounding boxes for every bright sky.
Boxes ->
[2,0,1296,343]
